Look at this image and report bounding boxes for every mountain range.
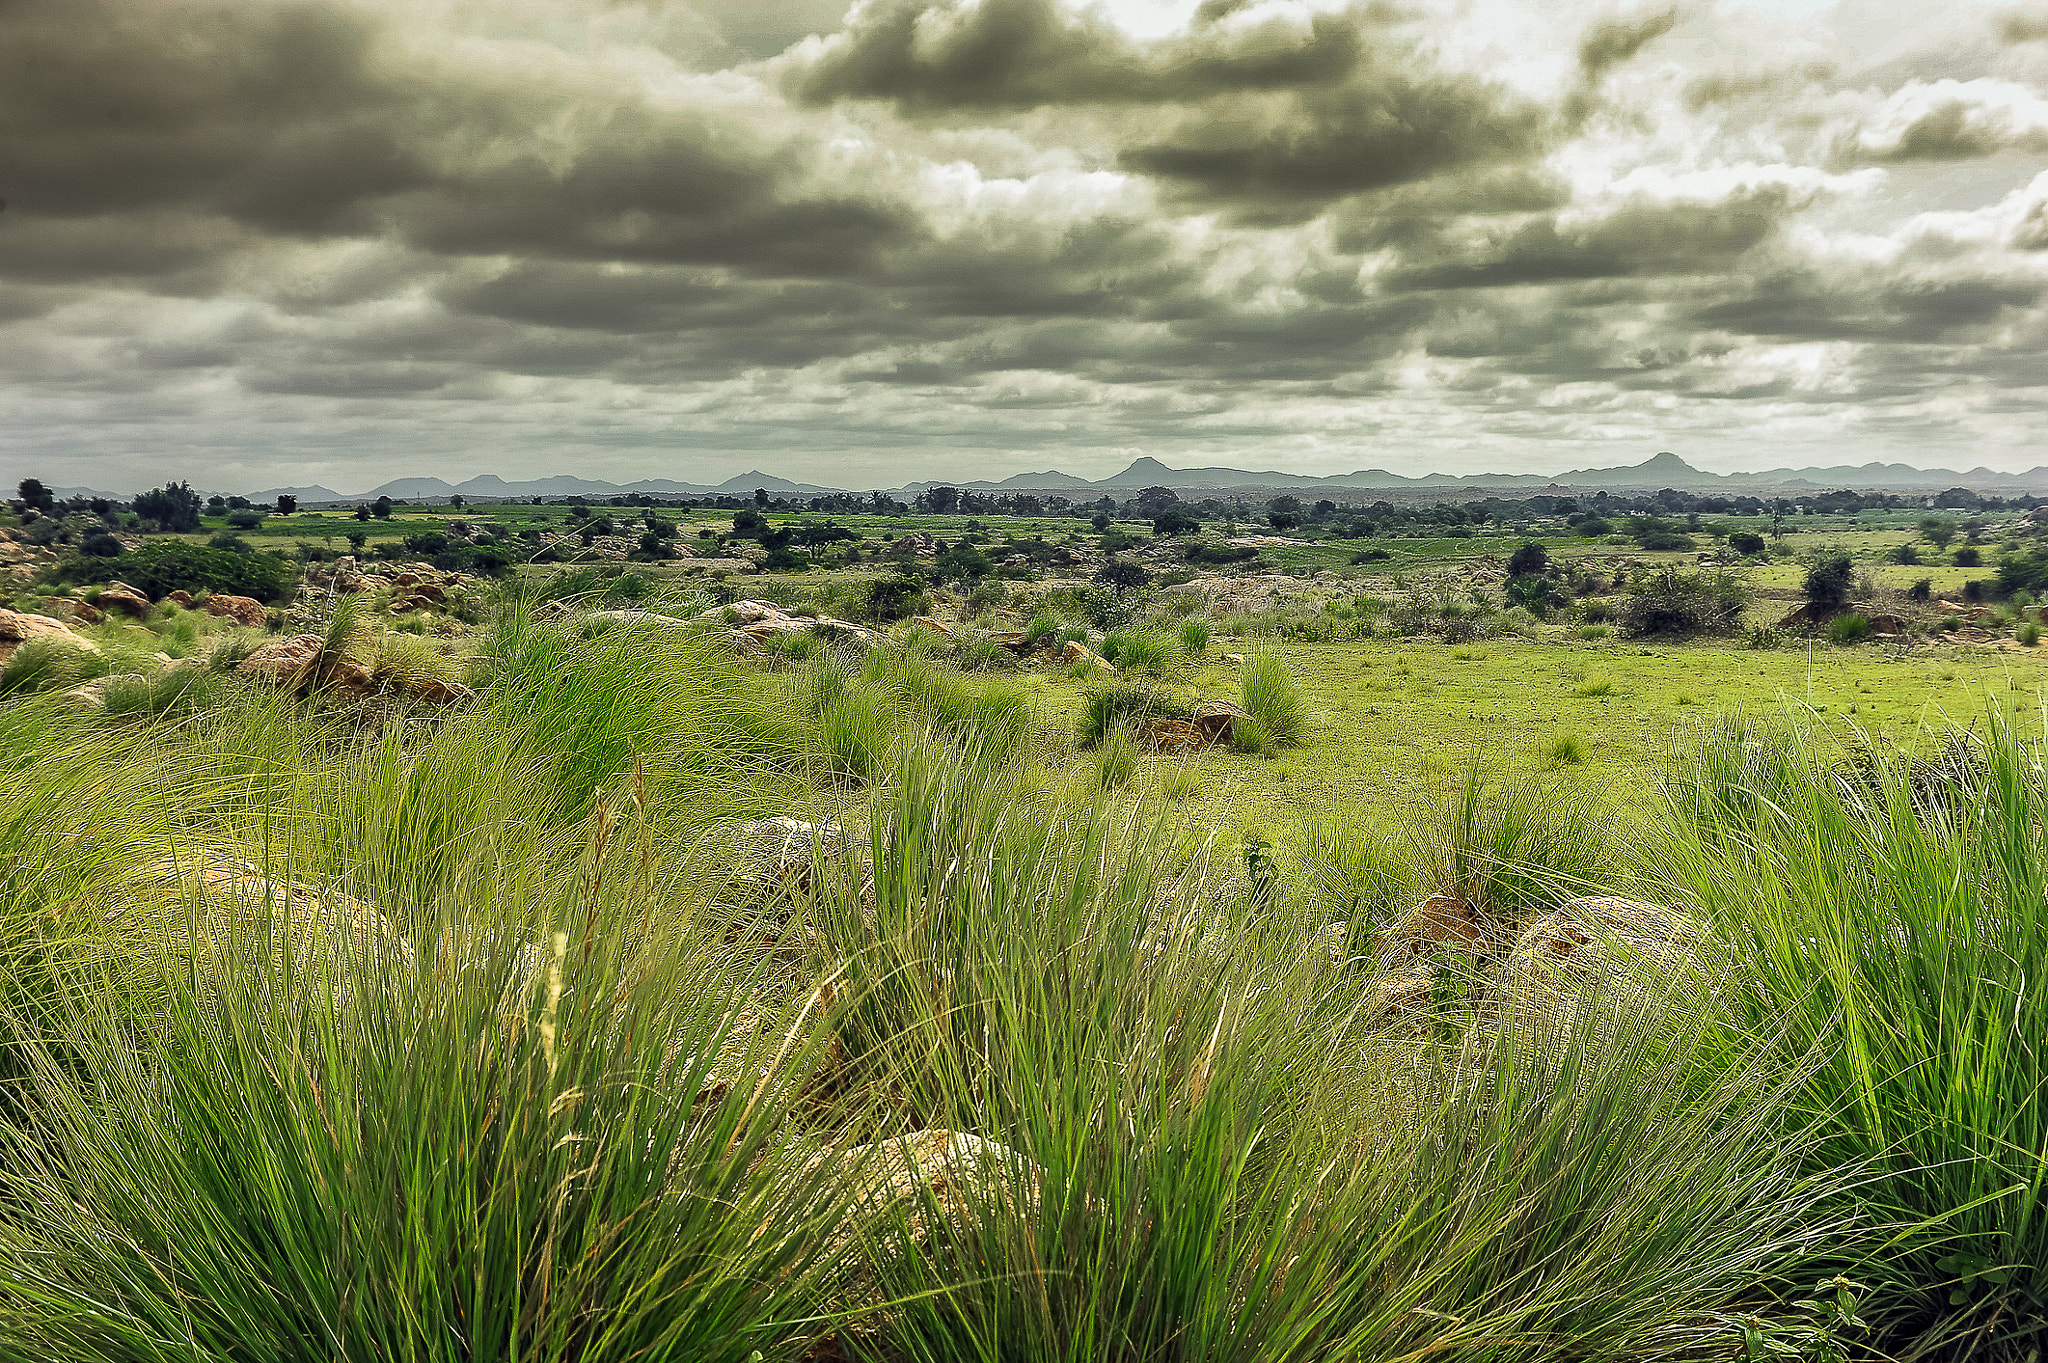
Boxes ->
[45,452,2048,505]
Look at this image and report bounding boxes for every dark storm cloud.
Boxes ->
[783,0,1365,113]
[0,1,426,234]
[1119,77,1549,220]
[1385,188,1797,291]
[0,0,922,291]
[1831,80,2048,164]
[1692,270,2045,341]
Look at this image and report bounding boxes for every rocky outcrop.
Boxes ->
[165,589,196,608]
[703,816,848,907]
[0,608,102,661]
[1136,718,1205,753]
[204,593,269,628]
[811,1129,1041,1266]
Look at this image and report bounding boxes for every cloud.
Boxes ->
[1578,8,1678,82]
[780,0,1366,113]
[1832,78,2048,162]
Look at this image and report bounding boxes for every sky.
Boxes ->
[1,0,2044,495]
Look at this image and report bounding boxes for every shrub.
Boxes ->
[1638,531,1696,551]
[865,576,931,623]
[1747,624,1784,649]
[1417,760,1616,924]
[48,541,296,604]
[1576,623,1611,640]
[1618,566,1749,638]
[1728,532,1766,555]
[2021,621,2041,647]
[1239,651,1306,745]
[1576,516,1613,537]
[1078,681,1180,747]
[1228,713,1274,756]
[1954,546,1981,567]
[1825,614,1870,645]
[1803,552,1853,613]
[1542,732,1586,766]
[1349,547,1392,564]
[1179,620,1209,654]
[1888,543,1921,565]
[1908,577,1932,601]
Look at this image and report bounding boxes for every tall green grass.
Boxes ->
[1239,651,1307,746]
[1656,716,2048,1359]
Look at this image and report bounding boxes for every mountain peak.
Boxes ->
[1638,451,1695,471]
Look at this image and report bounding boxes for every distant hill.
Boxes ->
[69,451,2045,505]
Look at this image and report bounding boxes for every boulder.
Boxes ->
[204,594,268,628]
[990,631,1030,653]
[1060,640,1091,664]
[703,816,847,907]
[1191,699,1252,745]
[237,635,375,698]
[166,589,196,609]
[94,586,151,619]
[814,1129,1040,1256]
[1496,895,1707,1032]
[1391,892,1487,952]
[1366,971,1433,1019]
[589,609,693,630]
[0,608,102,661]
[1867,613,1904,636]
[909,615,953,638]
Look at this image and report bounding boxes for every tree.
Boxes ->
[1096,557,1149,591]
[346,532,367,553]
[16,478,55,513]
[448,494,465,510]
[1728,532,1766,555]
[1507,541,1550,578]
[132,481,203,533]
[1955,546,1982,567]
[1151,508,1202,536]
[355,505,372,521]
[1267,509,1302,531]
[753,488,771,508]
[1919,517,1957,550]
[372,496,393,520]
[1803,552,1854,613]
[274,494,297,515]
[1090,513,1111,533]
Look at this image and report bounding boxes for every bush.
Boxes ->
[1078,681,1180,747]
[1908,577,1932,601]
[1888,543,1920,565]
[1094,725,1138,789]
[2021,621,2041,647]
[1728,532,1766,555]
[1185,540,1260,566]
[47,540,296,604]
[1239,651,1306,745]
[1637,531,1697,552]
[1576,516,1613,537]
[1954,546,1981,567]
[1618,566,1749,638]
[1825,613,1870,645]
[1349,547,1391,564]
[1803,553,1853,613]
[866,576,931,623]
[1023,612,1061,647]
[1179,620,1209,654]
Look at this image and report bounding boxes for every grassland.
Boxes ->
[3,510,2044,1362]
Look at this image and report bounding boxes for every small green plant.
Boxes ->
[1577,623,1611,640]
[1023,611,1061,646]
[1078,680,1179,747]
[1239,651,1306,745]
[2020,621,2041,647]
[1242,833,1277,902]
[1573,676,1614,697]
[1825,614,1870,646]
[1102,628,1180,676]
[1095,724,1138,790]
[1179,619,1210,655]
[1747,625,1784,650]
[1228,713,1274,756]
[1543,732,1586,766]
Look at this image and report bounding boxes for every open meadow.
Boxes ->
[1,510,2044,1362]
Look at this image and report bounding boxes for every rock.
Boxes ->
[71,602,106,625]
[1190,699,1251,745]
[1135,718,1205,753]
[815,1129,1040,1256]
[95,586,150,619]
[1867,614,1904,636]
[1060,640,1091,664]
[909,615,953,638]
[1391,892,1487,952]
[406,677,474,705]
[236,635,375,697]
[65,673,144,709]
[589,608,693,630]
[1094,655,1116,674]
[1497,895,1707,1032]
[204,594,268,627]
[1366,971,1434,1019]
[1222,653,1246,665]
[166,589,196,609]
[703,817,847,907]
[989,630,1030,653]
[0,608,102,661]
